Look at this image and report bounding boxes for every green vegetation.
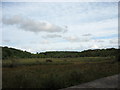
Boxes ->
[2,46,33,60]
[2,57,116,67]
[2,46,120,88]
[2,57,120,88]
[2,46,119,60]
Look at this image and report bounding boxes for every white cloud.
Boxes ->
[63,36,91,42]
[3,15,67,33]
[2,2,118,52]
[68,18,117,38]
[82,33,92,36]
[63,36,80,42]
[2,0,119,2]
[41,40,50,44]
[94,39,104,43]
[3,39,11,43]
[42,34,62,38]
[91,44,99,49]
[109,38,118,44]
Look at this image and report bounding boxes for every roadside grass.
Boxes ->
[2,57,119,88]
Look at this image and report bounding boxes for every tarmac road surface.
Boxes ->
[60,74,119,89]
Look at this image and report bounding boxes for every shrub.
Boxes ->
[46,59,52,62]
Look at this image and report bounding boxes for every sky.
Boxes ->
[1,2,118,53]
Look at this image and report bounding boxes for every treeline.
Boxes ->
[40,48,119,58]
[1,46,120,60]
[1,46,35,60]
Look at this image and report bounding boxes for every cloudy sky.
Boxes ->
[2,2,118,53]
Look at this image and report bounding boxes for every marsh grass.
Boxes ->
[2,57,115,67]
[2,57,119,88]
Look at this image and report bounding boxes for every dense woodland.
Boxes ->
[1,46,120,60]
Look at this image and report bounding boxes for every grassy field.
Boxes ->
[2,57,120,89]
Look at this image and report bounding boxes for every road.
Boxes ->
[60,74,119,89]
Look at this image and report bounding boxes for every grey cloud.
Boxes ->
[41,40,50,44]
[82,34,92,36]
[64,36,80,42]
[3,15,67,33]
[3,39,11,43]
[3,15,23,25]
[42,34,62,38]
[63,36,90,42]
[109,39,118,44]
[95,39,104,42]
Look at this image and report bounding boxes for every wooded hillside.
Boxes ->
[1,46,119,60]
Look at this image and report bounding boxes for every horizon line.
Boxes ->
[1,45,119,54]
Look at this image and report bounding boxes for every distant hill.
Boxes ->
[1,46,119,60]
[38,48,119,58]
[1,46,34,60]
